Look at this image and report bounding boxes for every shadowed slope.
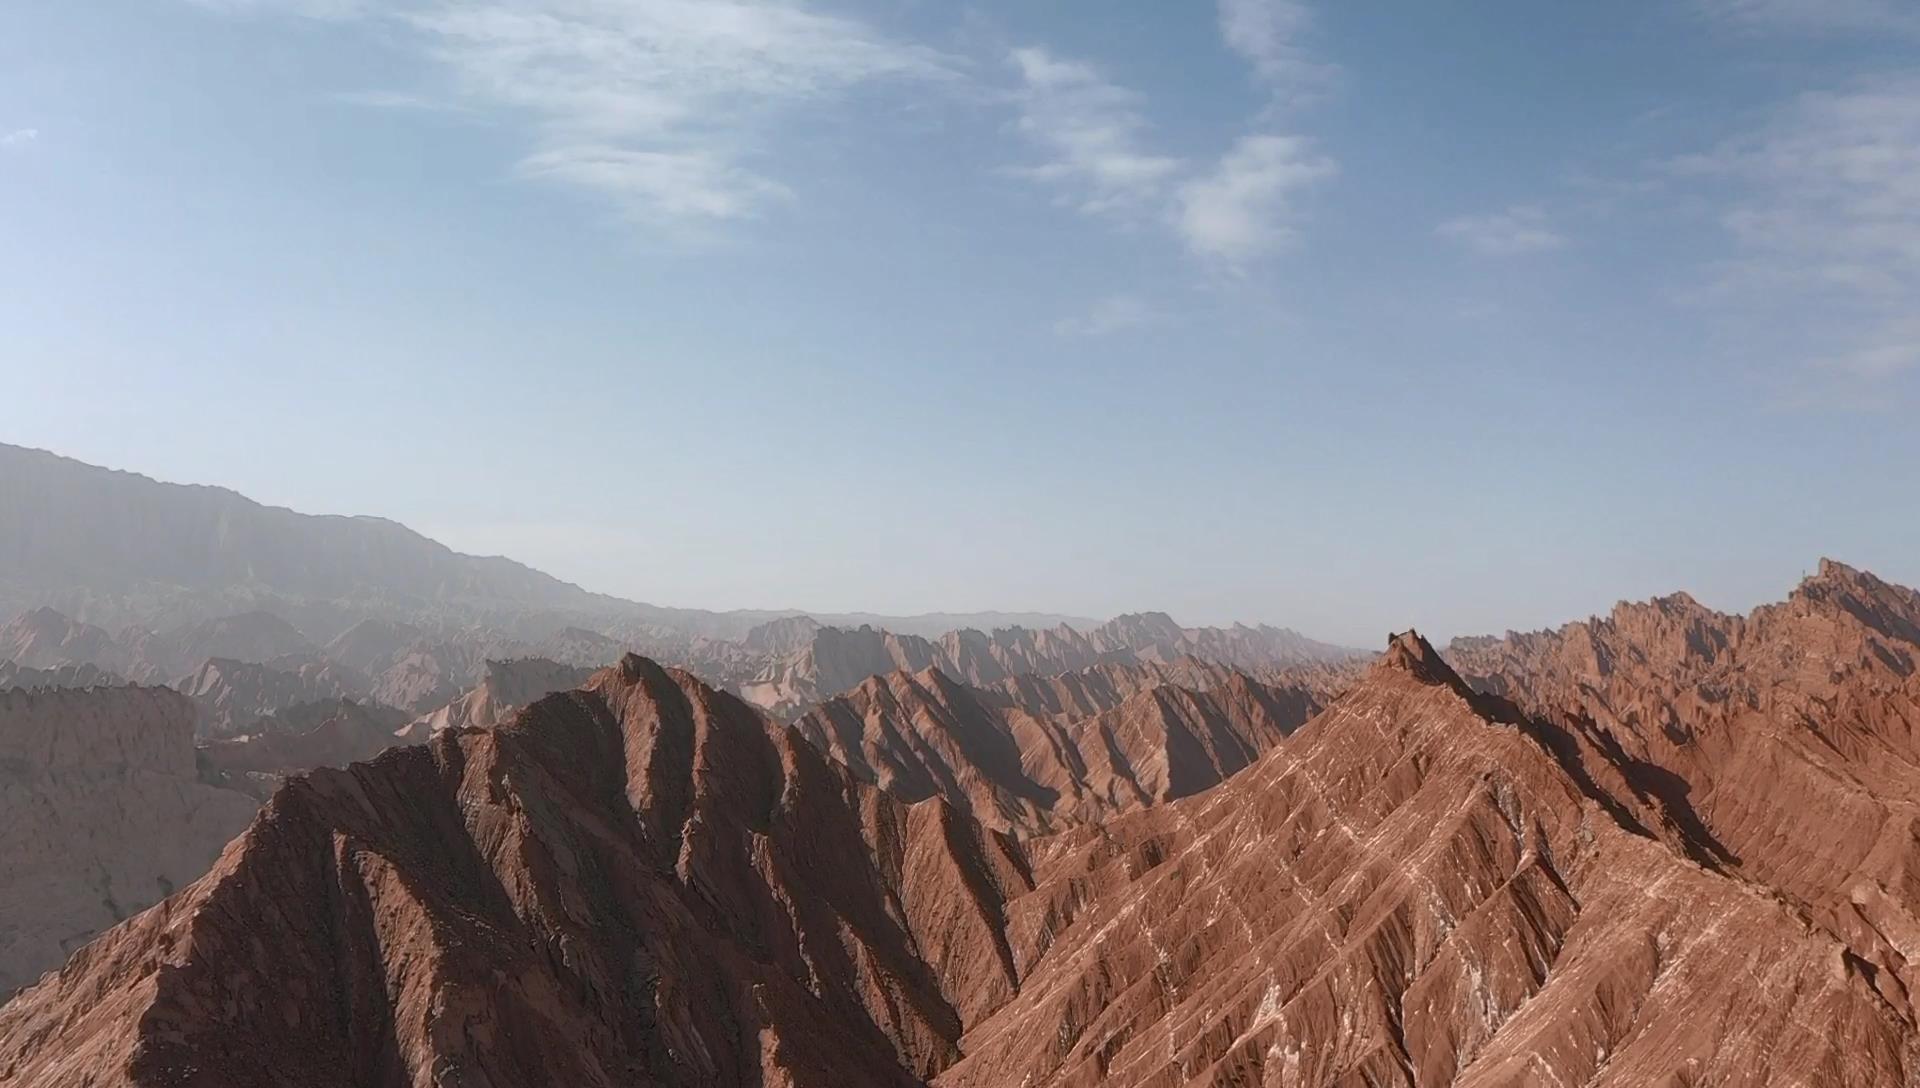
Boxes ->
[938,633,1913,1087]
[0,655,1033,1088]
[792,662,1325,834]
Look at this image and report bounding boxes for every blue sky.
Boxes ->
[1,0,1916,644]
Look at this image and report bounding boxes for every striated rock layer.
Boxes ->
[938,633,1912,1088]
[1447,558,1920,1025]
[743,615,1358,717]
[10,565,1920,1087]
[794,660,1324,834]
[0,656,1033,1087]
[407,656,597,735]
[196,700,422,801]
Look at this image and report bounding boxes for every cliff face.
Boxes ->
[175,656,373,738]
[0,656,1033,1087]
[1446,558,1920,1019]
[745,618,1361,718]
[936,635,1911,1088]
[13,567,1920,1087]
[793,661,1325,835]
[407,657,597,734]
[0,685,258,999]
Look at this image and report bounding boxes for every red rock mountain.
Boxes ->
[936,632,1908,1087]
[196,700,423,800]
[743,616,1358,717]
[407,656,597,734]
[0,657,1033,1087]
[174,654,374,738]
[793,661,1325,834]
[1446,558,1920,1022]
[10,565,1920,1086]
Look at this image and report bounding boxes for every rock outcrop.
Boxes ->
[14,565,1920,1086]
[407,657,596,734]
[1446,558,1920,1020]
[175,655,373,738]
[0,686,258,1000]
[794,661,1324,834]
[0,656,1032,1087]
[745,617,1360,718]
[0,660,123,691]
[196,700,422,800]
[938,632,1912,1087]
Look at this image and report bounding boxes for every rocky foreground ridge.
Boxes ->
[8,559,1920,1086]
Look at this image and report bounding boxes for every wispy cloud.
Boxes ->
[194,0,957,228]
[1175,134,1333,262]
[0,128,39,149]
[330,89,477,114]
[1005,47,1182,216]
[1005,27,1334,267]
[1216,0,1334,95]
[518,145,792,224]
[1694,0,1920,36]
[1675,75,1920,384]
[189,0,369,18]
[1054,293,1163,337]
[1436,205,1566,256]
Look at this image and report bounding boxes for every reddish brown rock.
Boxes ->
[939,632,1911,1088]
[406,656,596,734]
[10,565,1920,1088]
[0,655,1031,1087]
[795,661,1324,834]
[196,699,422,800]
[1447,558,1920,1022]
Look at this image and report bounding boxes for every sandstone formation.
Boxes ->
[197,700,422,800]
[12,619,1916,1086]
[0,686,258,1000]
[0,609,133,677]
[936,632,1911,1087]
[1446,557,1920,1023]
[0,656,1031,1086]
[743,615,1358,717]
[407,657,596,734]
[794,661,1324,834]
[175,655,373,738]
[0,661,122,691]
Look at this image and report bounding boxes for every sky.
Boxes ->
[1,0,1916,645]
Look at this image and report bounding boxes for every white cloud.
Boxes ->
[1694,0,1920,36]
[1677,75,1920,382]
[1174,134,1333,262]
[518,144,791,223]
[1006,47,1182,216]
[193,0,956,227]
[1216,0,1333,93]
[0,128,39,148]
[1054,294,1162,337]
[189,0,369,18]
[330,89,475,114]
[1436,205,1566,256]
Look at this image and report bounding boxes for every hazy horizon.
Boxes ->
[3,1,1916,644]
[3,439,1903,650]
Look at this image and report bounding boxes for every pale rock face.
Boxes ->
[792,659,1326,834]
[174,655,372,738]
[406,657,596,734]
[0,685,257,999]
[744,617,1360,718]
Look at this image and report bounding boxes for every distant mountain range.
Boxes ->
[0,442,1141,642]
